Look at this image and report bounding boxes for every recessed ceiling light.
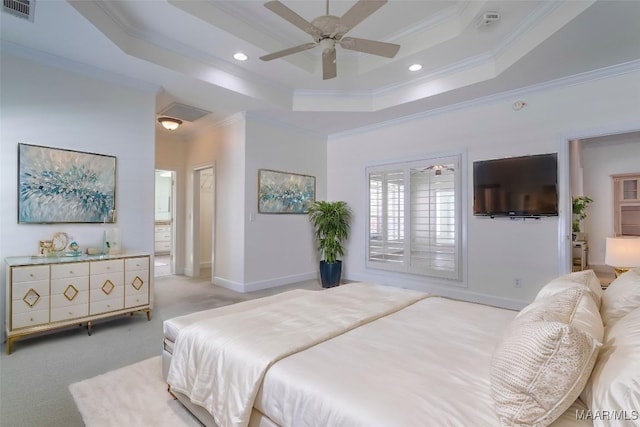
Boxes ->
[233,52,248,61]
[409,64,422,72]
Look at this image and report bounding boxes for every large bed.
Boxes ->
[162,269,640,427]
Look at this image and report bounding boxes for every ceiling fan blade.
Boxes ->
[339,37,400,58]
[264,1,322,41]
[260,42,317,61]
[322,48,337,80]
[336,0,387,37]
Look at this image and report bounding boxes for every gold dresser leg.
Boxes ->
[146,309,151,321]
[6,337,14,355]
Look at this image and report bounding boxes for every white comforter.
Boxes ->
[167,283,428,427]
[256,297,516,427]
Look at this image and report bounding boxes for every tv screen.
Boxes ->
[473,153,558,217]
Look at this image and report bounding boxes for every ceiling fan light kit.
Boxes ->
[260,0,400,80]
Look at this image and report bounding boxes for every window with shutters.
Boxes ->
[367,154,462,280]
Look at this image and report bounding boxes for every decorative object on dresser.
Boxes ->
[18,143,116,224]
[4,253,151,354]
[307,200,352,287]
[605,236,640,277]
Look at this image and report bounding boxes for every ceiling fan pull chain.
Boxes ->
[326,0,329,16]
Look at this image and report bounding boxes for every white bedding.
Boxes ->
[165,283,596,427]
[256,297,516,427]
[167,283,428,427]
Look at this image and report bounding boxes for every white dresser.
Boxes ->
[5,253,150,354]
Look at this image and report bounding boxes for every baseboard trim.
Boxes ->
[200,261,211,269]
[214,272,317,293]
[347,272,528,310]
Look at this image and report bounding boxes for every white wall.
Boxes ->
[157,113,327,292]
[328,69,640,309]
[243,116,327,291]
[175,114,247,284]
[1,52,156,336]
[582,133,640,266]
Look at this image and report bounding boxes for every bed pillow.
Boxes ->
[515,287,604,344]
[536,270,603,309]
[580,306,640,422]
[491,321,600,427]
[600,268,640,327]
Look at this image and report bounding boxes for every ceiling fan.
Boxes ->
[260,0,400,80]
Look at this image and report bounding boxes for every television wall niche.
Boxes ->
[473,153,558,217]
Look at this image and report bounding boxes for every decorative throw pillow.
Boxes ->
[516,287,603,344]
[600,268,640,327]
[491,321,600,427]
[580,306,640,425]
[536,270,603,309]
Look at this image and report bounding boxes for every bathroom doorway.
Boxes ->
[155,169,175,276]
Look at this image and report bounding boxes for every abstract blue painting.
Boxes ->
[258,169,315,214]
[18,144,116,223]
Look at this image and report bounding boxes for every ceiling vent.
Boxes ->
[477,11,500,28]
[158,103,211,122]
[3,0,35,22]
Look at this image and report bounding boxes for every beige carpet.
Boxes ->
[69,356,202,427]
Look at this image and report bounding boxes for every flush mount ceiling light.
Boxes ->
[233,52,248,61]
[409,64,422,72]
[157,117,182,130]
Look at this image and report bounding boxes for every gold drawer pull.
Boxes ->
[29,273,34,277]
[69,270,74,274]
[30,317,33,322]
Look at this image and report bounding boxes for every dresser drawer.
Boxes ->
[51,276,89,295]
[12,265,49,283]
[90,298,124,315]
[12,280,49,303]
[51,262,89,279]
[125,257,149,271]
[155,241,171,252]
[51,287,89,308]
[155,225,171,233]
[90,259,123,275]
[155,231,171,241]
[51,302,89,322]
[12,308,50,329]
[125,286,149,308]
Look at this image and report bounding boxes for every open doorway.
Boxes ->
[193,166,215,281]
[565,130,640,285]
[155,169,175,277]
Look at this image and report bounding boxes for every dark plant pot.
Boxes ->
[319,260,342,288]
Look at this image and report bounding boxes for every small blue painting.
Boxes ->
[18,144,116,223]
[258,169,315,214]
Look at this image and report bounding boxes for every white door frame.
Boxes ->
[192,164,216,281]
[558,122,640,275]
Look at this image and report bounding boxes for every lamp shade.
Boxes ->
[158,117,182,130]
[605,237,640,268]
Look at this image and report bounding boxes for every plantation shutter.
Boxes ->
[367,155,461,280]
[368,170,404,265]
[409,161,458,278]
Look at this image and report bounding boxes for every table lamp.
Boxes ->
[605,237,640,277]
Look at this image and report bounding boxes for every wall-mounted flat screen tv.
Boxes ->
[473,153,558,217]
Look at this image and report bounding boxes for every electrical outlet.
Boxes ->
[513,278,522,288]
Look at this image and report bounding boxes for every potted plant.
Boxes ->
[307,200,352,288]
[572,196,593,240]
